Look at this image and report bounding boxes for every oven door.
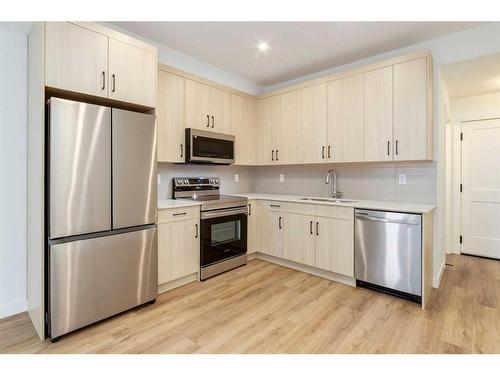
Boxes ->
[186,128,235,164]
[200,207,247,267]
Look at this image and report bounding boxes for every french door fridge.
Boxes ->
[47,98,157,340]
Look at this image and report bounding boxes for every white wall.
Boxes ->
[0,26,27,318]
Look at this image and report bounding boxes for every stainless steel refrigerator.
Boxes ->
[47,98,157,340]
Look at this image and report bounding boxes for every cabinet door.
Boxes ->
[157,71,185,163]
[45,22,108,98]
[283,213,315,266]
[296,84,327,163]
[232,94,256,165]
[394,57,428,161]
[327,74,364,162]
[247,200,257,253]
[185,79,210,130]
[256,97,278,164]
[260,210,284,258]
[108,38,156,107]
[314,217,354,277]
[158,219,200,285]
[210,87,232,134]
[364,66,394,162]
[276,91,297,164]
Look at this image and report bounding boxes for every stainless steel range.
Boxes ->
[173,177,248,280]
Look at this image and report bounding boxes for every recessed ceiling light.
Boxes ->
[257,42,269,52]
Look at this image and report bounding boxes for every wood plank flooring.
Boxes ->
[1,254,499,353]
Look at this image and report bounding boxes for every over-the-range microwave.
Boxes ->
[185,128,235,165]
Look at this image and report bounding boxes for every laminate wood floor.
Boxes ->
[1,254,499,354]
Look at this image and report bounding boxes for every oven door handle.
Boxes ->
[201,207,248,219]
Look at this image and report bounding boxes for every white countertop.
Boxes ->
[233,193,436,214]
[158,199,201,210]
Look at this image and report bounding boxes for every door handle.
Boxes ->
[111,74,116,93]
[322,146,325,159]
[328,145,331,159]
[206,115,210,127]
[211,115,215,128]
[310,221,313,234]
[396,140,399,155]
[279,216,282,229]
[195,224,198,238]
[316,222,319,236]
[180,144,183,158]
[276,149,279,161]
[248,203,252,215]
[387,141,390,156]
[101,71,105,90]
[272,150,274,161]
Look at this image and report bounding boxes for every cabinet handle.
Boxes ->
[111,74,116,93]
[276,149,279,161]
[101,71,105,90]
[272,150,274,161]
[328,145,331,159]
[310,221,313,234]
[206,115,210,127]
[396,140,399,155]
[279,216,282,229]
[173,212,187,216]
[387,141,390,156]
[248,203,252,215]
[195,224,198,238]
[180,144,183,158]
[211,115,215,128]
[316,222,319,236]
[270,204,281,208]
[322,146,325,159]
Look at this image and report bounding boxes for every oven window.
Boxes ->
[212,220,241,245]
[193,136,233,159]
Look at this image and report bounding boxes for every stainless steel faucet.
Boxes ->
[325,169,342,199]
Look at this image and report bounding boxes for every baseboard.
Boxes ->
[158,272,199,294]
[254,252,356,287]
[0,298,27,319]
[433,260,445,288]
[247,252,258,261]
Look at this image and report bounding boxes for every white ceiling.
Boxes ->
[111,21,483,86]
[441,53,500,99]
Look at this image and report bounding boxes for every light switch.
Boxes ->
[234,174,239,182]
[279,174,284,183]
[398,174,407,185]
[157,174,161,184]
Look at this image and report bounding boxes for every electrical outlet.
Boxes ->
[234,174,239,182]
[157,174,161,184]
[279,174,284,183]
[398,174,407,185]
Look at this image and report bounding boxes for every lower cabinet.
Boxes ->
[247,200,258,253]
[258,206,284,258]
[158,218,200,285]
[283,213,315,266]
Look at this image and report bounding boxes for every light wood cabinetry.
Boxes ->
[108,38,156,107]
[256,96,278,164]
[157,70,185,163]
[296,84,327,163]
[393,57,430,161]
[283,213,315,266]
[231,94,256,165]
[314,216,354,276]
[247,200,258,253]
[45,22,109,98]
[44,22,157,108]
[364,66,394,161]
[327,74,364,162]
[184,79,231,133]
[158,218,199,285]
[257,203,284,258]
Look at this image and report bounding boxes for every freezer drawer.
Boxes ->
[49,227,157,339]
[355,209,422,297]
[49,98,111,238]
[112,108,157,229]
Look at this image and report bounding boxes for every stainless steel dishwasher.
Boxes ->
[355,209,422,302]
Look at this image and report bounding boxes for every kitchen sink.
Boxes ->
[300,197,358,203]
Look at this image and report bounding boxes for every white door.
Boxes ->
[461,119,500,259]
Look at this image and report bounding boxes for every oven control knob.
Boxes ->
[209,178,214,184]
[184,179,189,184]
[175,179,182,185]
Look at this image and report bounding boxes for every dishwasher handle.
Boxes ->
[356,212,420,226]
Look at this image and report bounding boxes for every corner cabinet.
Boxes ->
[44,22,157,108]
[232,95,256,165]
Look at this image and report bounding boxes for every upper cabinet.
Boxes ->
[232,94,256,165]
[185,79,231,134]
[394,57,431,161]
[157,70,185,163]
[327,74,364,162]
[44,22,157,108]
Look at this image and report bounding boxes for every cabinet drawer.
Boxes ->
[284,202,354,221]
[264,201,285,212]
[158,206,200,224]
